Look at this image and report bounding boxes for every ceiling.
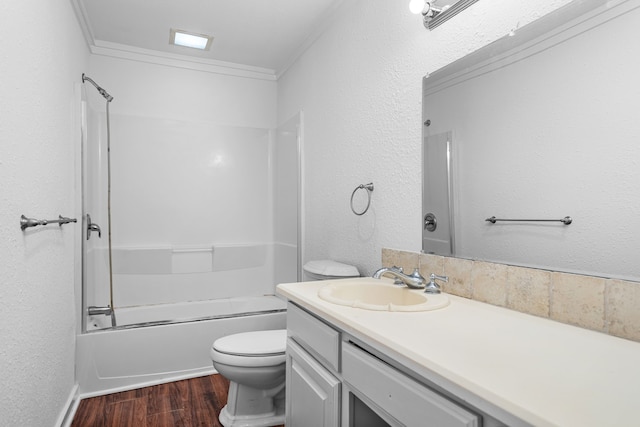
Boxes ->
[74,0,345,75]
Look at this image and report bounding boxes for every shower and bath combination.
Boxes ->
[76,77,300,394]
[82,73,116,327]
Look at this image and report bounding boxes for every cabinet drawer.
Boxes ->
[287,302,340,372]
[343,343,480,427]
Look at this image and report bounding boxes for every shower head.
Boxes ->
[97,87,114,103]
[82,73,114,102]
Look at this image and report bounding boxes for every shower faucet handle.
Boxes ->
[87,214,102,240]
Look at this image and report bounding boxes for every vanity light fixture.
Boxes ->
[410,0,447,23]
[410,0,480,30]
[169,29,213,50]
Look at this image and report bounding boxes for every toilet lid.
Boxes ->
[303,260,359,277]
[213,329,287,356]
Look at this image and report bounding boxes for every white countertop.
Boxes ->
[277,278,640,427]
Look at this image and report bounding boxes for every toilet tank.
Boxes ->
[303,260,360,281]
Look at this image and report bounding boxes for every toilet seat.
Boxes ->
[211,329,287,367]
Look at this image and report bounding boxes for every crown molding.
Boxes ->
[70,0,276,81]
[90,41,277,81]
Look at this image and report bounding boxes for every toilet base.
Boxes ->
[219,406,285,427]
[218,381,285,427]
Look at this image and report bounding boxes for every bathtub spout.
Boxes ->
[88,305,117,327]
[88,305,112,316]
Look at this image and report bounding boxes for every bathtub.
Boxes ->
[76,295,287,397]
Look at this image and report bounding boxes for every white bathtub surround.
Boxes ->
[80,58,297,326]
[80,56,278,312]
[278,279,640,426]
[383,248,640,343]
[109,244,277,308]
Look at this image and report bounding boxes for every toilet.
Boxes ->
[210,329,287,427]
[210,260,359,427]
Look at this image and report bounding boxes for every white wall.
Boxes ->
[0,1,88,425]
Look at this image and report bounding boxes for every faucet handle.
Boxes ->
[410,268,426,282]
[390,266,404,285]
[430,273,448,283]
[424,273,448,294]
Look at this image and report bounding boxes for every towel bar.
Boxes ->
[485,216,572,225]
[20,214,77,230]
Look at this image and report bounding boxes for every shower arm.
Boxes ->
[82,73,114,102]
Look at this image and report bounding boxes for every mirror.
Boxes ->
[422,0,640,282]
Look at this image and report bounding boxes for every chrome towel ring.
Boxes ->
[350,183,374,216]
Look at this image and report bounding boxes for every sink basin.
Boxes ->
[317,279,449,312]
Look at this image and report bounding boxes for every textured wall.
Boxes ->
[0,0,88,425]
[277,0,572,276]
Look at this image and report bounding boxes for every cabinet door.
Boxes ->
[286,338,340,427]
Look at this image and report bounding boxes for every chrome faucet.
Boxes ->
[372,267,426,289]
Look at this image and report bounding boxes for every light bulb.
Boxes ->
[409,0,426,14]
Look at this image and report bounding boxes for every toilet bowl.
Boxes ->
[210,329,287,427]
[210,260,358,427]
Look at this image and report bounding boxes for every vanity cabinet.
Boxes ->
[286,303,341,427]
[285,302,495,427]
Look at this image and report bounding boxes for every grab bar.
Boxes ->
[20,214,77,231]
[485,216,572,225]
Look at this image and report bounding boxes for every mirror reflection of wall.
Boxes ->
[422,132,454,256]
[422,0,640,282]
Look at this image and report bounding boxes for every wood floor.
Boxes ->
[71,374,285,427]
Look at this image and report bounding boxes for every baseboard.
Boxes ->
[55,383,80,427]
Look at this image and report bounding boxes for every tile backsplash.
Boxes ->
[381,248,640,343]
